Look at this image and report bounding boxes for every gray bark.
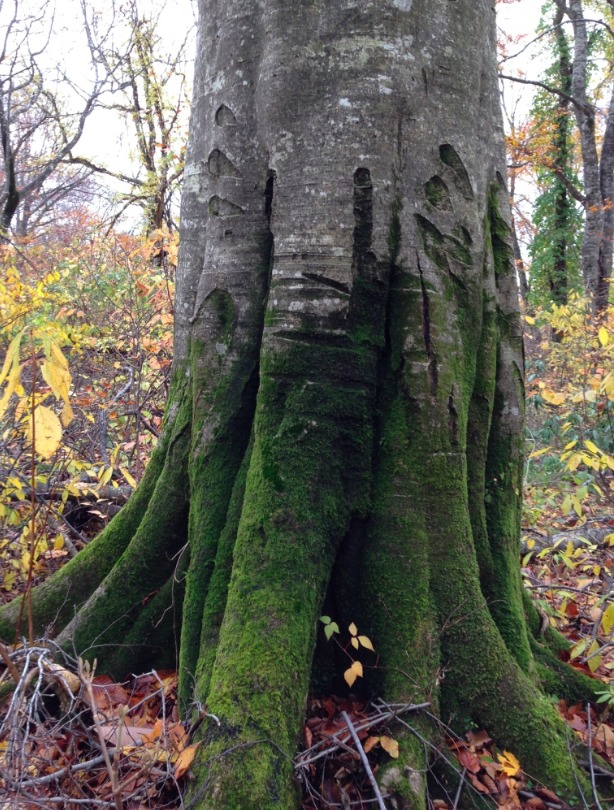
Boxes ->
[565,0,613,309]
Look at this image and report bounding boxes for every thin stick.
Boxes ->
[341,710,386,810]
[80,659,124,810]
[0,640,21,685]
[453,767,467,810]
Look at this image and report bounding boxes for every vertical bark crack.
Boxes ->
[352,167,376,279]
[448,388,458,445]
[417,253,438,396]
[264,169,276,292]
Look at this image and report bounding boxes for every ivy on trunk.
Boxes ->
[0,0,603,807]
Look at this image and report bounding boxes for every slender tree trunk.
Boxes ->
[598,82,614,311]
[567,0,610,309]
[0,1,602,807]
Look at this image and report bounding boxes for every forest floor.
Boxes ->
[1,475,614,809]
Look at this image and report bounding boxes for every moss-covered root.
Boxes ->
[432,532,589,800]
[53,417,191,675]
[359,415,438,809]
[0,422,171,644]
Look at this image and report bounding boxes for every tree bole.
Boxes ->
[0,1,599,806]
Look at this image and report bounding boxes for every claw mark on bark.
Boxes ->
[424,175,452,211]
[301,273,350,294]
[209,196,244,216]
[264,170,275,292]
[448,388,458,445]
[352,167,376,279]
[264,170,275,225]
[215,104,238,126]
[439,144,474,199]
[207,149,242,178]
[417,253,438,396]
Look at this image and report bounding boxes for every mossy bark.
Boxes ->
[0,0,601,807]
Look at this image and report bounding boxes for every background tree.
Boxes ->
[69,0,192,235]
[501,0,614,310]
[0,1,602,808]
[0,0,124,237]
[529,4,584,306]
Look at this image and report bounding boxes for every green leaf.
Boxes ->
[320,616,331,624]
[324,622,339,640]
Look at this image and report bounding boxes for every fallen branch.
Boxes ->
[341,710,387,810]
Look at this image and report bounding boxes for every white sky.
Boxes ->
[0,0,544,228]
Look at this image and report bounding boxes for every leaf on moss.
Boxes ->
[380,735,399,759]
[174,742,200,779]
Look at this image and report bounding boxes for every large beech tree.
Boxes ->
[0,0,602,807]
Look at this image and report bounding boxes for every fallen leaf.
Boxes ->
[456,748,481,773]
[174,742,201,779]
[363,736,380,754]
[380,735,399,759]
[497,750,521,777]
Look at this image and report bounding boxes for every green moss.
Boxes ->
[211,288,235,330]
[178,331,261,707]
[193,434,253,703]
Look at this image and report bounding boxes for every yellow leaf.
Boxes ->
[0,345,23,420]
[587,639,602,673]
[564,440,578,451]
[174,742,200,779]
[541,389,565,406]
[99,466,114,486]
[528,446,551,459]
[566,454,582,471]
[41,342,74,427]
[601,603,614,637]
[344,660,363,687]
[351,637,359,650]
[363,736,380,754]
[525,315,536,325]
[27,405,62,459]
[344,667,358,688]
[599,326,609,347]
[358,635,374,651]
[348,622,357,636]
[585,440,600,455]
[380,736,399,759]
[570,638,588,660]
[120,467,137,489]
[497,750,521,777]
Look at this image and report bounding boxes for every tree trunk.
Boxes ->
[0,1,601,807]
[567,0,611,310]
